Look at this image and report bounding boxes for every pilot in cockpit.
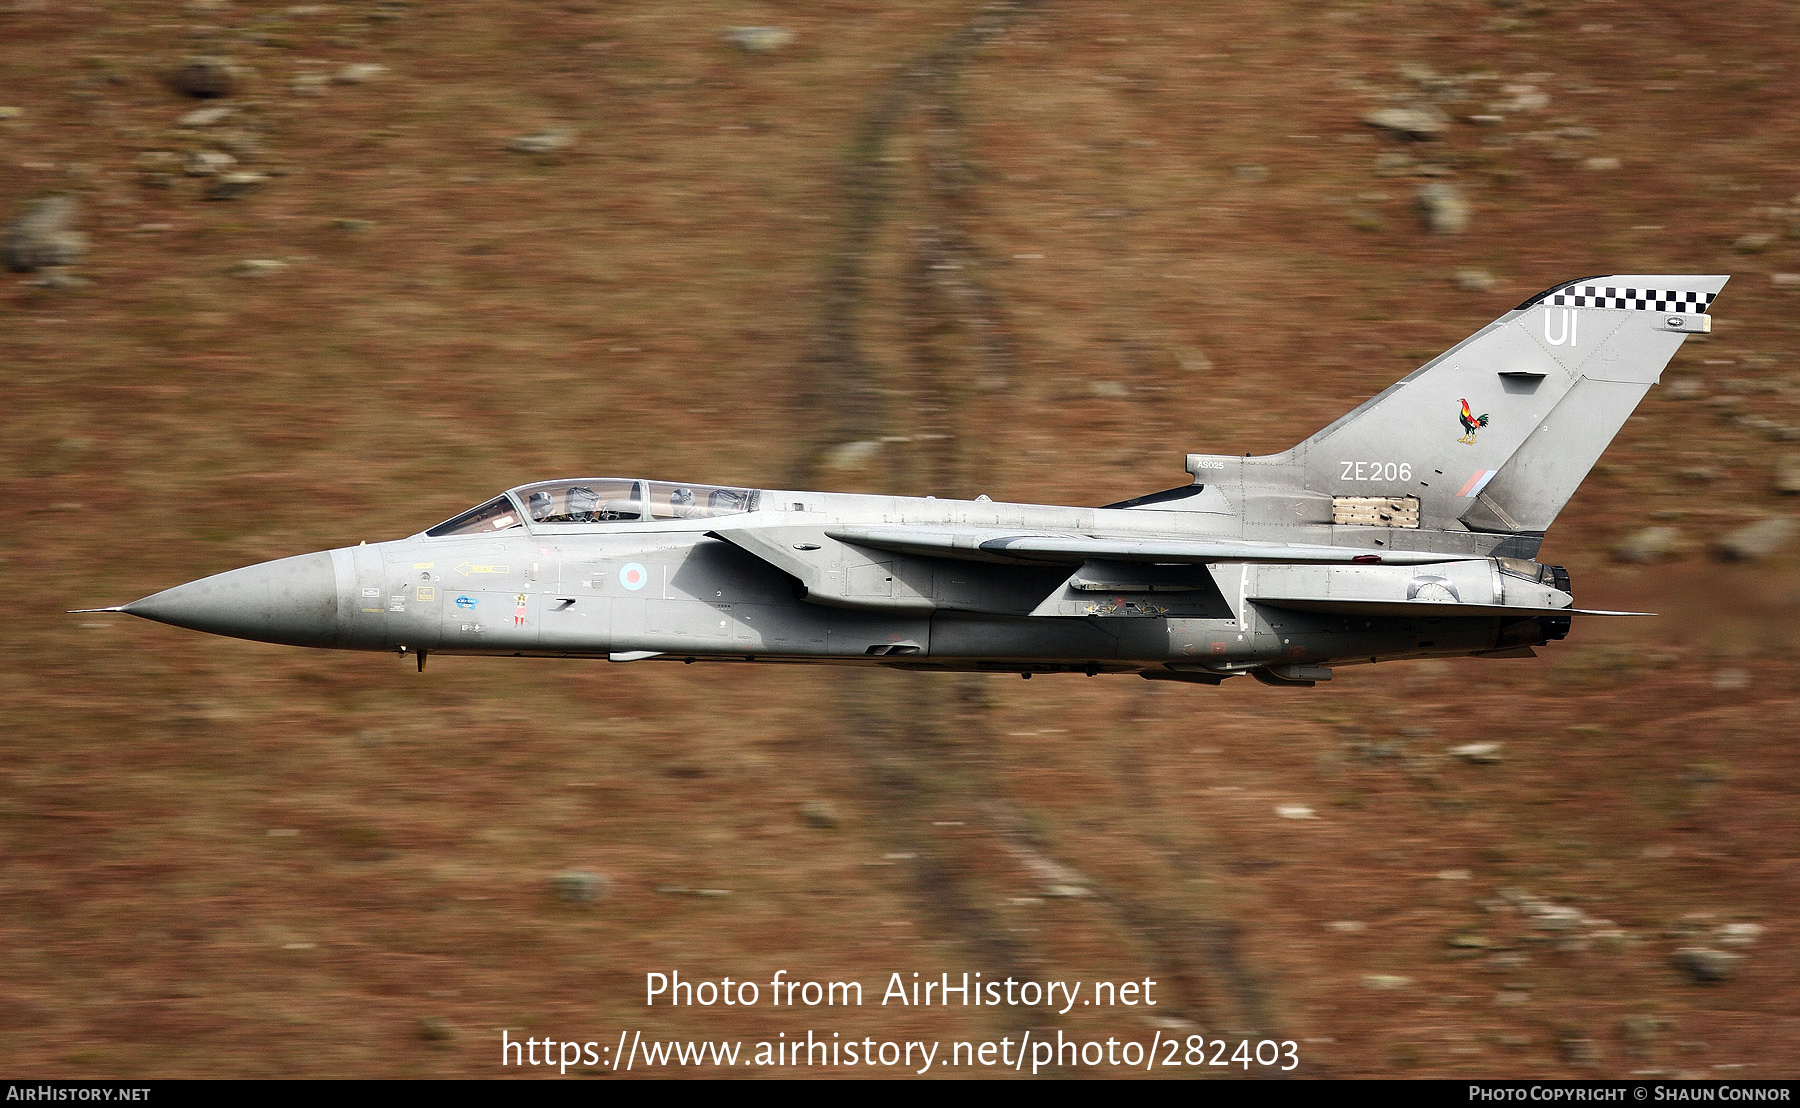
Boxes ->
[669,486,696,518]
[526,489,555,522]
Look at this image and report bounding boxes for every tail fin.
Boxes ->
[1284,274,1727,539]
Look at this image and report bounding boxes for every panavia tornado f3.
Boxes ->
[84,274,1726,687]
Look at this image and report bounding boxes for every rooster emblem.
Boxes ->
[1457,398,1489,444]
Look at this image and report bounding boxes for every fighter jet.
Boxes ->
[82,274,1725,687]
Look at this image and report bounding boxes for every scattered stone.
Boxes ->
[1349,209,1386,233]
[4,195,86,273]
[1583,156,1621,172]
[174,55,234,99]
[1665,379,1705,400]
[1467,113,1505,126]
[1713,517,1795,561]
[205,171,267,200]
[1773,273,1800,288]
[1621,1014,1665,1059]
[1447,932,1490,949]
[1672,946,1740,984]
[1363,974,1412,990]
[291,72,331,96]
[1613,525,1683,564]
[184,149,237,177]
[1454,268,1496,292]
[335,63,388,84]
[823,440,881,469]
[508,130,572,155]
[229,258,287,277]
[1231,163,1268,181]
[723,26,793,53]
[1716,922,1763,947]
[1449,742,1502,764]
[798,800,839,829]
[1044,884,1089,899]
[1734,232,1775,254]
[178,105,233,128]
[1089,380,1129,399]
[332,218,374,233]
[1363,106,1449,140]
[1171,346,1212,373]
[211,129,264,160]
[1276,804,1317,820]
[1775,456,1800,494]
[1417,182,1470,234]
[1490,84,1549,113]
[417,1017,455,1044]
[1328,920,1367,932]
[1494,989,1531,1006]
[1528,904,1586,932]
[0,106,21,122]
[549,870,610,903]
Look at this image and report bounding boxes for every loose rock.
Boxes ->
[509,130,572,155]
[1454,268,1496,293]
[1713,517,1796,561]
[1363,106,1449,140]
[1774,456,1800,494]
[185,149,236,177]
[1363,974,1412,990]
[1450,741,1503,764]
[723,26,793,53]
[824,440,881,469]
[174,56,234,99]
[1417,182,1470,234]
[418,1017,455,1044]
[1734,232,1775,254]
[1490,84,1549,113]
[1672,946,1739,983]
[335,63,388,84]
[549,870,610,903]
[1716,922,1763,947]
[178,105,233,128]
[798,800,839,829]
[1613,525,1683,564]
[5,195,86,273]
[205,172,267,200]
[229,258,287,277]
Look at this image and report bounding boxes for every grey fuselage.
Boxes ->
[124,478,1568,686]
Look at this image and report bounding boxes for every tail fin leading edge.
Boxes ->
[1289,274,1728,537]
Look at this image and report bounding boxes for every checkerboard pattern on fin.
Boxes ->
[1546,285,1715,313]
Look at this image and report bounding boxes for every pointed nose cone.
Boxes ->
[126,551,341,648]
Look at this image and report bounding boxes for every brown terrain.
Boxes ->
[4,0,1799,1080]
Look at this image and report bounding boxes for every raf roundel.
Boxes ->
[619,563,648,591]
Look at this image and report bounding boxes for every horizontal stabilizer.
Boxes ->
[832,526,1464,566]
[1251,596,1652,618]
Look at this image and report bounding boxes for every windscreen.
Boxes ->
[424,496,523,538]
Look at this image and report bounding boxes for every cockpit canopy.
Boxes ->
[424,479,760,538]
